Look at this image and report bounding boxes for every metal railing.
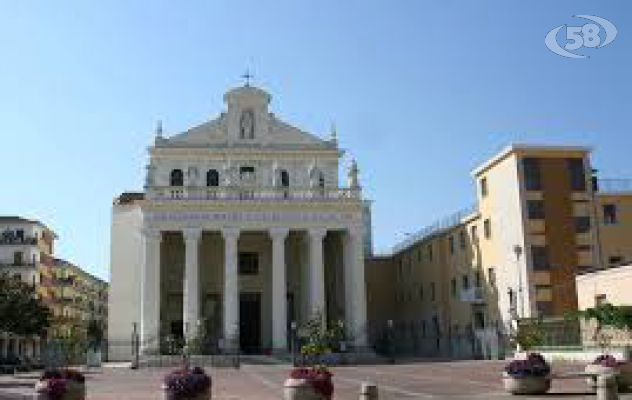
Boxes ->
[147,185,362,202]
[0,237,38,245]
[391,204,479,254]
[597,178,632,193]
[460,287,485,304]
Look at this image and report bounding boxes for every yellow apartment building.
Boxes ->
[366,144,607,359]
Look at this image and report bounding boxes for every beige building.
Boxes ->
[367,145,606,358]
[576,264,632,347]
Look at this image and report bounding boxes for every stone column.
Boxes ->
[307,228,327,323]
[270,227,289,351]
[222,227,240,351]
[141,228,162,354]
[344,226,368,348]
[183,228,202,340]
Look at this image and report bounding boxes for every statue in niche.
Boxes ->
[239,109,255,139]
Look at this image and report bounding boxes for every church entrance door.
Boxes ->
[239,292,261,354]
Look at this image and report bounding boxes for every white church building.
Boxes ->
[108,84,370,359]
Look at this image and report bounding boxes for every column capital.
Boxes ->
[142,228,162,241]
[346,225,364,240]
[307,227,327,241]
[269,227,289,241]
[183,228,202,242]
[221,227,241,240]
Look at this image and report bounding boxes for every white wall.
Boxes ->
[108,203,143,360]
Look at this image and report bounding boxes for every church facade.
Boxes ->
[108,84,369,359]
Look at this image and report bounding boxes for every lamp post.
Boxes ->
[290,321,297,366]
[387,319,394,363]
[513,244,524,319]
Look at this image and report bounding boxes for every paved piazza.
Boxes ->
[2,360,631,399]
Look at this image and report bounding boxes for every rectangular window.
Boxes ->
[451,278,457,298]
[536,301,553,317]
[523,158,542,191]
[13,251,23,265]
[448,236,455,254]
[238,252,259,275]
[430,282,436,301]
[462,274,470,290]
[595,294,607,306]
[531,246,549,270]
[568,158,586,191]
[575,216,591,234]
[609,256,623,265]
[480,177,488,197]
[484,219,492,239]
[419,285,424,300]
[459,230,466,249]
[527,200,545,220]
[603,204,617,225]
[428,244,433,261]
[471,225,478,242]
[488,267,496,287]
[475,271,482,287]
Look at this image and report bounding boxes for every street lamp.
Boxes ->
[513,244,524,319]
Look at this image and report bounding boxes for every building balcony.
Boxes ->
[0,262,36,268]
[460,287,485,304]
[0,237,38,245]
[597,178,632,193]
[146,185,362,202]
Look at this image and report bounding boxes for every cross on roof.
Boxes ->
[241,69,253,86]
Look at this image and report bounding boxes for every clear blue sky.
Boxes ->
[1,1,631,281]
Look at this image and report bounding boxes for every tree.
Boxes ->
[569,303,632,351]
[0,273,51,335]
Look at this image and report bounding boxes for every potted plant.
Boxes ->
[502,353,551,395]
[572,303,632,391]
[284,312,334,400]
[34,368,86,400]
[162,366,212,400]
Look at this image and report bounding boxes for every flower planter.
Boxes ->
[283,378,327,400]
[502,372,551,395]
[162,385,211,400]
[585,363,620,389]
[34,380,86,400]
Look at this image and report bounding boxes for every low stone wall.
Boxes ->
[538,347,631,363]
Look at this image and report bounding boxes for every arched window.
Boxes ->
[280,170,290,187]
[170,169,184,186]
[207,169,219,187]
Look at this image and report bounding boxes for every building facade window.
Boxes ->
[480,177,488,197]
[462,274,470,290]
[523,158,542,191]
[603,204,617,225]
[459,230,466,249]
[170,169,184,186]
[448,236,455,254]
[206,169,219,187]
[475,271,482,287]
[238,252,259,275]
[531,246,549,270]
[527,200,545,220]
[428,244,433,261]
[575,216,591,234]
[471,225,478,242]
[595,294,607,306]
[488,267,496,287]
[13,251,23,265]
[568,158,587,191]
[451,278,457,298]
[536,301,553,317]
[280,170,290,187]
[484,219,492,239]
[430,282,436,301]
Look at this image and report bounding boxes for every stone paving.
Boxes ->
[1,360,631,399]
